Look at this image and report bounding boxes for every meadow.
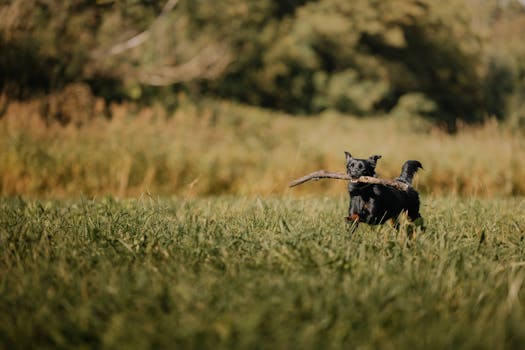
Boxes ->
[1,100,525,349]
[1,195,525,349]
[2,2,525,347]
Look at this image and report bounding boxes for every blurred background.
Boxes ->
[1,0,524,197]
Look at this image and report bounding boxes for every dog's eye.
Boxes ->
[349,163,354,168]
[358,163,364,169]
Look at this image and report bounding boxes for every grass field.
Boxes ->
[2,195,525,349]
[2,99,525,348]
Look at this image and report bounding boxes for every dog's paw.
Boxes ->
[345,214,360,222]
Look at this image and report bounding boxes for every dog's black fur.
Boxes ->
[344,151,423,228]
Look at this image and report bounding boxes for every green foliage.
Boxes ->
[481,1,525,127]
[1,196,525,348]
[1,0,525,127]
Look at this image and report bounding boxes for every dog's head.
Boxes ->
[344,151,381,179]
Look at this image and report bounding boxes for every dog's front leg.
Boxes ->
[346,197,363,232]
[345,213,360,234]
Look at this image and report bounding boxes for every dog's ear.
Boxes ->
[344,151,353,163]
[368,155,382,166]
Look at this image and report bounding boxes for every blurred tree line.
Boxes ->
[1,0,524,129]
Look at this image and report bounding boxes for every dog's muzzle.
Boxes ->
[349,172,361,180]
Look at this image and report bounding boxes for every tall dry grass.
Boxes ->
[1,99,524,197]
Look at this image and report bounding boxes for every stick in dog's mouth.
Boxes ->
[289,170,410,191]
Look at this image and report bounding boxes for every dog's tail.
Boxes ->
[395,160,423,185]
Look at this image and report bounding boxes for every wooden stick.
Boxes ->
[289,170,410,191]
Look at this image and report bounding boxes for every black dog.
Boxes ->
[344,151,423,229]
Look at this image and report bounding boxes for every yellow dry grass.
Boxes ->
[1,99,523,197]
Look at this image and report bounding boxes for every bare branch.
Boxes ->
[289,170,350,187]
[105,31,151,57]
[137,44,232,85]
[289,170,410,191]
[161,0,180,13]
[90,0,232,86]
[92,0,179,58]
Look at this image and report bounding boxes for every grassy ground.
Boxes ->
[2,100,525,197]
[1,195,525,349]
